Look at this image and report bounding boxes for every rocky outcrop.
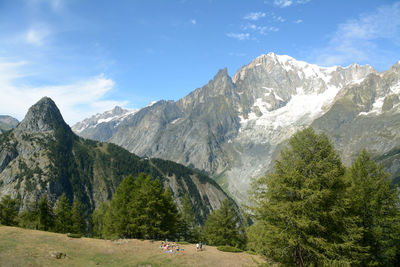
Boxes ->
[0,115,19,133]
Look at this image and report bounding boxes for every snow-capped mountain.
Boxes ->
[72,52,400,203]
[71,106,139,141]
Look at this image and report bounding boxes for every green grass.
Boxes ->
[0,226,264,267]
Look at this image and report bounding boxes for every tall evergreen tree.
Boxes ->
[178,194,198,242]
[0,195,19,226]
[249,127,354,266]
[71,199,85,235]
[345,150,400,266]
[38,194,54,231]
[92,202,109,238]
[104,173,178,239]
[103,174,135,238]
[202,199,245,248]
[54,193,72,233]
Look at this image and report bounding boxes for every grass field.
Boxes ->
[0,226,266,267]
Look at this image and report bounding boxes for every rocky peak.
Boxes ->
[177,68,236,110]
[16,97,69,133]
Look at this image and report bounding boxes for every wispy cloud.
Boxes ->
[294,19,303,24]
[244,12,266,21]
[0,59,127,124]
[273,0,311,8]
[242,24,279,35]
[24,25,51,46]
[190,19,197,25]
[226,32,250,40]
[313,2,400,70]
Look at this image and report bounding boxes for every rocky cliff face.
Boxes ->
[0,97,230,223]
[0,115,19,133]
[73,53,400,204]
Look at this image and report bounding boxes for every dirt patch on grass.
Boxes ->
[0,226,265,267]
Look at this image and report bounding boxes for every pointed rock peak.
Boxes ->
[17,97,69,133]
[110,105,125,115]
[389,60,400,73]
[214,67,229,79]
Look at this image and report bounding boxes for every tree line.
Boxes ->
[1,127,399,266]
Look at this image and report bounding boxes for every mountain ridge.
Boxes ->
[0,97,231,223]
[72,53,400,203]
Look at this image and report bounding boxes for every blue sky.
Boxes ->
[0,0,399,124]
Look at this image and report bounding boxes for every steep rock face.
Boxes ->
[313,63,400,174]
[0,98,230,223]
[73,53,399,204]
[0,115,19,133]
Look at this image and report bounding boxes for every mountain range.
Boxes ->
[71,52,400,203]
[0,97,230,223]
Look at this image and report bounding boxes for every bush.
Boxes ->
[217,245,243,253]
[67,233,82,238]
[176,241,191,245]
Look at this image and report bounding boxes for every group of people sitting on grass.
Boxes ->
[160,241,183,254]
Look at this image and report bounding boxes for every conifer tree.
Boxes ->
[71,199,85,235]
[249,127,354,266]
[345,150,400,266]
[178,194,198,242]
[38,194,54,231]
[0,195,19,226]
[54,193,72,233]
[202,199,244,248]
[92,202,109,238]
[103,174,135,238]
[104,173,178,239]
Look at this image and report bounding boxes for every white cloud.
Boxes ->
[294,19,303,24]
[244,12,266,21]
[226,33,250,40]
[273,0,310,8]
[190,19,197,25]
[313,2,400,69]
[0,59,127,125]
[258,26,279,35]
[242,24,279,35]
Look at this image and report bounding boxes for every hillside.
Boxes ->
[0,97,231,223]
[0,226,265,267]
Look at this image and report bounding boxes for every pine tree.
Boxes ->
[345,150,400,266]
[71,199,85,235]
[104,173,179,239]
[0,195,19,226]
[54,193,72,233]
[103,174,135,238]
[249,127,354,266]
[92,202,109,238]
[202,199,245,248]
[178,194,197,242]
[38,194,54,231]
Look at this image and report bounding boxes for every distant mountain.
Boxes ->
[0,115,19,133]
[73,53,400,203]
[0,97,230,223]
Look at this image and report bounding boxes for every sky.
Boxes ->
[0,0,400,124]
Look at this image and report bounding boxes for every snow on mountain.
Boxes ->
[73,52,387,204]
[72,106,138,134]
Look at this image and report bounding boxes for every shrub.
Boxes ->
[67,233,82,238]
[217,245,243,253]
